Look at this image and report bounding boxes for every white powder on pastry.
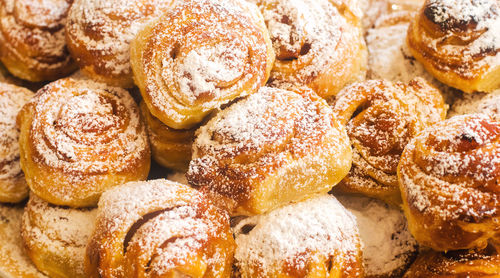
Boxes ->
[449,90,500,120]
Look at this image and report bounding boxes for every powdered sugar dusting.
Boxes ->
[400,114,500,220]
[0,83,33,185]
[22,194,97,277]
[336,194,418,277]
[233,195,361,277]
[0,204,46,277]
[449,89,500,120]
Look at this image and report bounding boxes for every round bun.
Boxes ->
[18,77,151,207]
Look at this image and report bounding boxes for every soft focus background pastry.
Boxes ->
[256,0,367,98]
[0,0,76,82]
[449,89,500,120]
[18,78,150,207]
[66,0,175,88]
[85,179,234,278]
[22,194,97,278]
[332,78,446,206]
[233,195,363,277]
[187,86,352,216]
[0,82,33,203]
[399,114,500,251]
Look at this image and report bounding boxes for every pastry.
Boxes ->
[407,0,500,93]
[0,203,47,278]
[187,86,352,216]
[0,0,76,82]
[22,194,97,278]
[232,195,363,277]
[449,89,500,120]
[332,78,446,206]
[0,82,33,203]
[140,102,196,171]
[65,0,174,88]
[360,0,424,31]
[130,0,274,129]
[398,114,500,251]
[337,194,418,278]
[18,78,150,208]
[85,179,234,278]
[403,245,500,277]
[256,0,367,98]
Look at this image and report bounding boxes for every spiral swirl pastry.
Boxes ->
[398,114,500,251]
[255,0,367,98]
[407,0,500,93]
[403,245,500,277]
[65,0,174,88]
[233,195,363,278]
[0,0,76,82]
[130,0,275,130]
[187,87,352,216]
[85,179,235,278]
[22,194,97,278]
[332,78,446,206]
[0,82,33,203]
[140,102,196,171]
[18,78,151,208]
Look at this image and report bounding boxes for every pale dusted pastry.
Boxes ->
[22,194,97,278]
[0,83,33,203]
[232,195,363,278]
[403,245,500,277]
[332,78,446,206]
[66,0,175,88]
[449,89,500,120]
[85,179,234,278]
[140,102,195,171]
[337,194,418,278]
[187,87,352,216]
[18,78,150,208]
[407,0,500,93]
[360,0,424,31]
[398,114,500,251]
[0,0,76,82]
[255,0,367,98]
[0,203,47,278]
[131,0,274,129]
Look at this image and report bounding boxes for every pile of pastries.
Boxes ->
[0,0,499,277]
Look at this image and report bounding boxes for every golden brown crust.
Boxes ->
[332,78,446,206]
[404,245,500,277]
[18,78,151,208]
[130,0,274,129]
[140,101,195,172]
[22,194,97,278]
[398,114,500,251]
[233,196,363,278]
[0,0,76,82]
[187,87,352,216]
[0,82,33,203]
[85,179,235,278]
[257,0,367,98]
[407,0,500,93]
[65,0,174,88]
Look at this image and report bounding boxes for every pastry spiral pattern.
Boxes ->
[0,82,33,203]
[332,78,446,206]
[403,245,500,277]
[140,102,196,171]
[130,0,274,129]
[66,0,174,88]
[256,0,367,98]
[398,114,500,251]
[0,0,76,82]
[85,179,235,278]
[187,86,352,216]
[407,0,500,93]
[22,194,97,278]
[18,78,150,208]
